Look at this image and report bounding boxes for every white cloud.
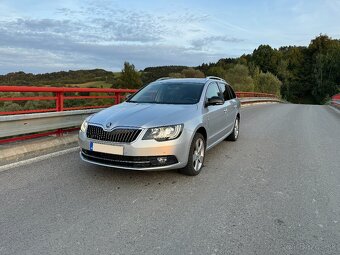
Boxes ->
[0,3,242,73]
[0,0,338,73]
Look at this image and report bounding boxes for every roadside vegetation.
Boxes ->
[0,35,339,112]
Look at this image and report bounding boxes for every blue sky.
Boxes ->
[0,0,339,74]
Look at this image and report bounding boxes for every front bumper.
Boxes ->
[78,128,191,171]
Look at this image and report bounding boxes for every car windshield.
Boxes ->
[127,82,205,104]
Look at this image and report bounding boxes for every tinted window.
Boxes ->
[228,85,236,99]
[206,82,222,100]
[128,82,205,104]
[218,83,232,101]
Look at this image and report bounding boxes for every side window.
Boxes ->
[206,82,222,100]
[228,85,236,99]
[218,83,232,101]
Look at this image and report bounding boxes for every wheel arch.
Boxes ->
[194,126,207,147]
[196,126,207,141]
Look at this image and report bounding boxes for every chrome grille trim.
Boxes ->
[86,125,141,143]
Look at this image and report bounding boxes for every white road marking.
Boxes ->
[328,105,340,114]
[0,147,79,173]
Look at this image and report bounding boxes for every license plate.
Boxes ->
[90,142,123,155]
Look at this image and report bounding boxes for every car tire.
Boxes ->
[227,117,240,141]
[180,133,205,176]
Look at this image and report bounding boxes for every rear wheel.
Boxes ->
[227,117,239,141]
[180,133,205,176]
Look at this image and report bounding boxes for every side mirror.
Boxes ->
[205,96,224,107]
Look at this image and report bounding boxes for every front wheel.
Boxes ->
[227,117,240,141]
[180,133,205,176]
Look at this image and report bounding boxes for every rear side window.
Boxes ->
[227,85,236,99]
[218,83,232,101]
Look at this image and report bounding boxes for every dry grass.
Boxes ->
[64,81,112,88]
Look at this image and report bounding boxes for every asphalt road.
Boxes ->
[1,104,339,255]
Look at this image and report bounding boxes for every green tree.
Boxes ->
[225,64,254,92]
[141,66,188,84]
[181,68,205,78]
[309,35,340,103]
[169,72,184,78]
[278,46,310,102]
[112,62,143,89]
[206,66,226,78]
[254,72,282,96]
[252,45,281,74]
[169,68,205,78]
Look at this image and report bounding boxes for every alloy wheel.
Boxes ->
[193,138,204,171]
[234,118,239,139]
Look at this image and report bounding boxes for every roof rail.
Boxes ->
[156,77,172,81]
[206,76,226,82]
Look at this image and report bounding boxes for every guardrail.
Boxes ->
[0,85,280,144]
[330,100,340,109]
[0,86,136,115]
[235,92,276,98]
[0,109,103,143]
[239,97,283,104]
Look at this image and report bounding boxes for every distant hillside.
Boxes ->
[0,69,116,87]
[0,35,339,105]
[141,65,189,84]
[0,65,192,88]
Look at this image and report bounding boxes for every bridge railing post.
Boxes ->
[56,92,64,136]
[56,92,64,111]
[116,92,121,104]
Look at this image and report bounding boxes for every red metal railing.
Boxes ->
[0,85,277,143]
[0,86,137,143]
[0,86,137,115]
[235,92,277,98]
[0,86,278,116]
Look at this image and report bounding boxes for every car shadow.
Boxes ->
[78,159,186,183]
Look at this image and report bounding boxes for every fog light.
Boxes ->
[157,157,168,164]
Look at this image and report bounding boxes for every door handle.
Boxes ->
[223,109,228,112]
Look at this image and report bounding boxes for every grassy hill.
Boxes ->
[64,81,113,88]
[0,69,117,87]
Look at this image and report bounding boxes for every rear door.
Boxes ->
[218,82,235,133]
[226,85,239,122]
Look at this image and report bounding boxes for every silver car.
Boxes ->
[79,76,240,175]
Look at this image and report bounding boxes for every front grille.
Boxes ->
[81,149,178,168]
[86,125,141,143]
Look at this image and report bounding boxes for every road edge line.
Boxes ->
[328,105,340,114]
[0,147,79,173]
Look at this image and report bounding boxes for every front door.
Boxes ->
[204,82,226,146]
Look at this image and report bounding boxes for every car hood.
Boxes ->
[89,102,198,128]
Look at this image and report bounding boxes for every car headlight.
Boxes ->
[80,120,88,133]
[143,124,183,141]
